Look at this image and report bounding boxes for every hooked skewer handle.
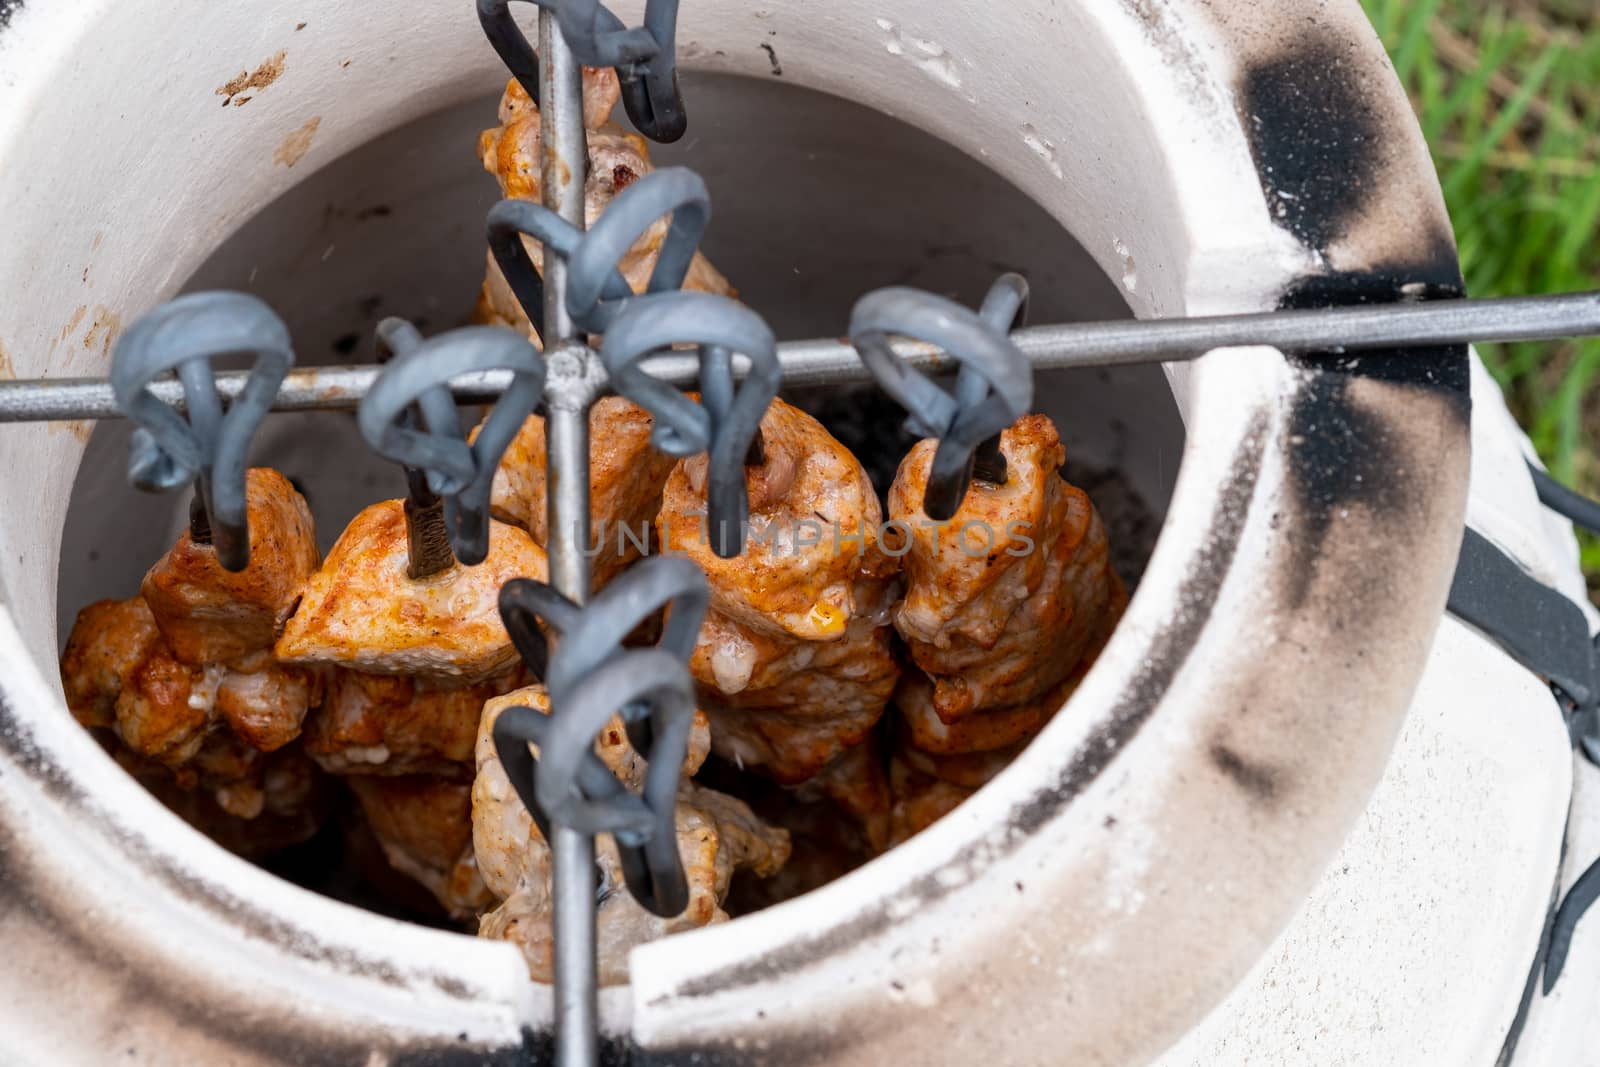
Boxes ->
[477,0,689,143]
[494,555,710,917]
[850,274,1033,520]
[603,291,781,557]
[110,291,294,572]
[360,318,547,567]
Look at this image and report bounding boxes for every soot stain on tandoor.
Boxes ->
[1241,38,1469,609]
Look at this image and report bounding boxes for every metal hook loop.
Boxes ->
[110,291,294,572]
[476,0,544,103]
[487,167,710,337]
[848,273,1033,520]
[602,292,781,557]
[476,0,688,144]
[614,0,688,143]
[359,320,547,565]
[493,557,709,917]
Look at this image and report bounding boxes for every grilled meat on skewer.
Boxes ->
[61,469,327,841]
[141,467,319,666]
[276,497,548,912]
[475,68,734,340]
[348,775,497,921]
[473,397,678,593]
[473,685,788,983]
[886,414,1127,841]
[659,398,901,848]
[275,499,548,683]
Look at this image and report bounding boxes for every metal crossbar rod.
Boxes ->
[2,291,1597,424]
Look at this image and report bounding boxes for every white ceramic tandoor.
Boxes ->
[0,0,1592,1063]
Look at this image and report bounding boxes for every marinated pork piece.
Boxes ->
[476,69,735,340]
[885,414,1129,842]
[895,660,1083,758]
[61,596,165,731]
[275,499,549,683]
[62,468,327,840]
[887,754,974,848]
[305,667,525,777]
[62,597,319,789]
[348,775,497,921]
[216,650,323,753]
[472,397,678,591]
[141,467,320,666]
[659,398,901,836]
[473,685,787,984]
[65,608,326,835]
[889,414,1122,722]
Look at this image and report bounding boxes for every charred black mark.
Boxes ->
[0,0,23,31]
[0,691,91,807]
[355,204,394,221]
[1243,35,1472,399]
[333,331,361,356]
[1276,269,1469,608]
[1280,266,1470,395]
[1279,369,1407,609]
[759,42,783,76]
[1239,40,1386,252]
[391,1029,563,1067]
[1208,741,1281,803]
[637,1027,859,1067]
[667,414,1269,1002]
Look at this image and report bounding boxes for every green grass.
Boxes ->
[1360,0,1600,587]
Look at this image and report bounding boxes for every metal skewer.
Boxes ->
[5,290,1599,424]
[536,10,604,1067]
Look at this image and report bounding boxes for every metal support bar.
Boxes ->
[4,290,1598,424]
[537,10,603,1067]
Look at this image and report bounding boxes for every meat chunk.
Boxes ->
[275,499,548,683]
[476,70,735,341]
[115,648,216,768]
[141,468,319,665]
[473,397,677,591]
[61,597,164,730]
[63,470,331,851]
[215,650,322,753]
[887,754,974,848]
[305,667,525,777]
[889,414,1122,720]
[885,414,1128,842]
[349,775,496,921]
[473,685,784,984]
[62,594,322,813]
[659,399,901,834]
